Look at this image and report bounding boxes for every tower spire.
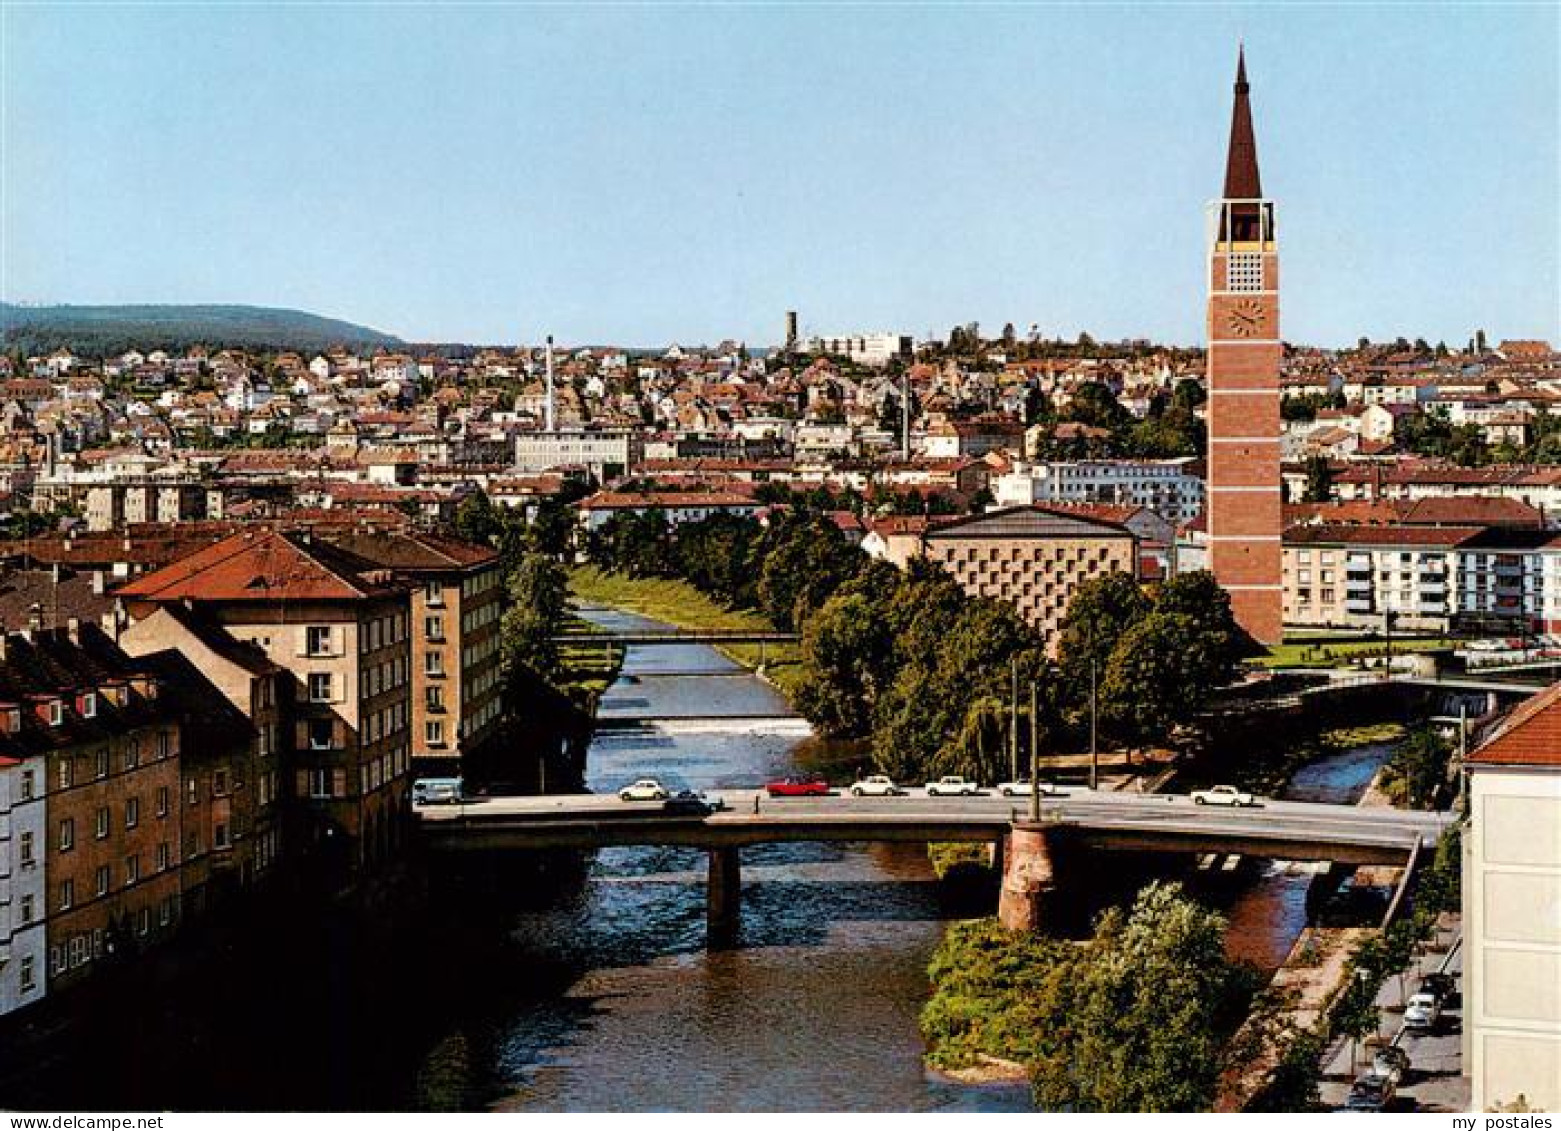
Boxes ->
[1223,44,1262,199]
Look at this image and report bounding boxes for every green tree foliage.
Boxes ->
[757,516,863,630]
[453,489,504,548]
[1381,726,1451,809]
[924,883,1250,1112]
[501,551,568,676]
[1056,571,1153,692]
[1302,455,1335,503]
[793,591,893,736]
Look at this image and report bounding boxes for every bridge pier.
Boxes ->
[997,821,1064,932]
[707,845,742,948]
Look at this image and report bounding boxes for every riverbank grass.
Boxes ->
[567,566,804,697]
[1255,638,1456,670]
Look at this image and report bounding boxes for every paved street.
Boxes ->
[1320,928,1470,1112]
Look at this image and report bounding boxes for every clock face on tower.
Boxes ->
[1225,298,1267,338]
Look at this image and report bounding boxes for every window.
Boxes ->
[308,719,334,751]
[425,720,445,747]
[308,673,333,703]
[138,908,150,936]
[426,686,444,712]
[125,739,140,769]
[20,768,34,801]
[57,759,73,790]
[20,830,34,865]
[306,626,333,657]
[48,700,63,728]
[20,956,35,993]
[125,796,139,829]
[58,818,74,851]
[307,768,332,799]
[95,865,111,897]
[425,581,444,607]
[185,831,200,858]
[424,652,444,677]
[187,779,198,806]
[213,770,228,796]
[95,806,110,839]
[80,692,96,719]
[214,823,230,850]
[156,786,169,817]
[159,897,173,927]
[157,731,170,760]
[425,615,445,642]
[58,879,73,911]
[20,893,34,924]
[157,842,171,871]
[94,748,109,779]
[124,855,140,886]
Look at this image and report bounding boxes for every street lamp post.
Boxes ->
[1029,679,1041,823]
[1089,656,1099,791]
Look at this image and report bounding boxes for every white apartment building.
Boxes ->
[991,459,1204,525]
[804,333,913,367]
[513,429,643,479]
[1465,682,1561,1112]
[0,755,47,1016]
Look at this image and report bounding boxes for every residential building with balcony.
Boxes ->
[1282,524,1478,633]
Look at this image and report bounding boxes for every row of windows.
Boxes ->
[458,695,503,740]
[363,700,409,746]
[461,598,501,636]
[360,613,411,655]
[462,633,501,674]
[360,654,411,700]
[52,731,173,792]
[461,568,502,600]
[50,899,176,972]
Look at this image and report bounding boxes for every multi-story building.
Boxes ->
[0,747,47,1016]
[513,428,642,479]
[322,532,504,775]
[1206,49,1283,644]
[1454,528,1561,637]
[1282,524,1479,633]
[991,458,1204,525]
[1465,680,1561,1111]
[922,505,1137,653]
[803,332,913,367]
[116,530,412,876]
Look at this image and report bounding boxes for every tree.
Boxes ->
[1031,882,1244,1112]
[453,489,503,547]
[1099,612,1217,746]
[1302,455,1334,503]
[1056,571,1153,695]
[501,551,569,675]
[1382,726,1450,808]
[793,591,893,737]
[757,517,862,630]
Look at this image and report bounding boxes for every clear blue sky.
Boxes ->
[3,3,1557,349]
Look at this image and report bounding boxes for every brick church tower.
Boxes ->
[1206,48,1282,644]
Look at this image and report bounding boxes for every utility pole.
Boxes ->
[1089,656,1099,791]
[1029,679,1041,822]
[1009,657,1020,784]
[1457,701,1469,817]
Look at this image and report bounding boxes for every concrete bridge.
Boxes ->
[418,790,1452,944]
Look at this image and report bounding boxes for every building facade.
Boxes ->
[991,458,1204,525]
[1206,50,1283,644]
[1465,681,1561,1111]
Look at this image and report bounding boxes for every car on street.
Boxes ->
[765,775,830,798]
[925,775,981,796]
[412,777,464,806]
[997,778,1065,798]
[850,774,904,797]
[1344,1072,1396,1112]
[1190,784,1257,807]
[663,789,722,815]
[1371,1045,1410,1085]
[619,778,671,802]
[1404,991,1441,1034]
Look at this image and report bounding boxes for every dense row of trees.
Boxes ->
[923,882,1255,1111]
[581,497,1247,781]
[1029,378,1208,461]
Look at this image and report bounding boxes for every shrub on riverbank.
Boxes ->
[923,882,1256,1112]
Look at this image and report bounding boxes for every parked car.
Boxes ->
[1190,784,1257,807]
[925,775,981,797]
[1419,971,1457,1005]
[1344,1072,1396,1112]
[1371,1045,1410,1085]
[997,778,1065,798]
[663,789,720,815]
[412,777,463,806]
[849,775,904,797]
[619,778,670,802]
[765,775,830,798]
[1404,991,1441,1034]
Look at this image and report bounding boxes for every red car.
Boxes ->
[764,775,831,798]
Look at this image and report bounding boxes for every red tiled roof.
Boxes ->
[1469,681,1561,766]
[116,530,402,603]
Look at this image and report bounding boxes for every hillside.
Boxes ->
[0,303,403,356]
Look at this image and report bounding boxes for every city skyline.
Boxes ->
[3,4,1557,348]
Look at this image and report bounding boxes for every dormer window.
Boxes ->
[0,704,20,734]
[47,700,63,728]
[79,693,97,719]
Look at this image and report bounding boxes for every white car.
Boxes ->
[619,778,670,802]
[849,774,904,797]
[997,779,1065,798]
[1404,991,1441,1033]
[925,775,981,796]
[1191,785,1257,807]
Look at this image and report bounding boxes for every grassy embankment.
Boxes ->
[566,565,805,699]
[1254,638,1457,670]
